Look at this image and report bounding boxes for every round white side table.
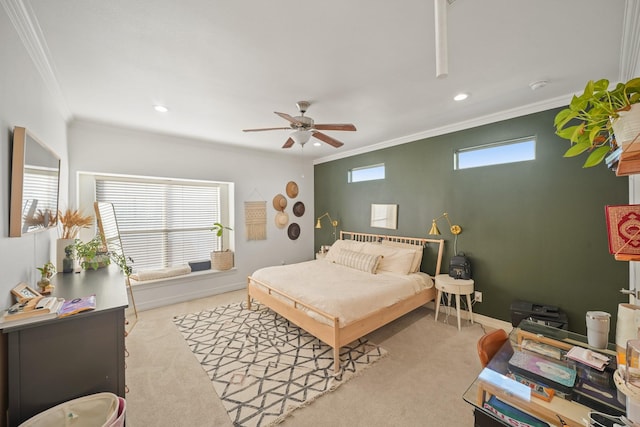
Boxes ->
[434,274,475,330]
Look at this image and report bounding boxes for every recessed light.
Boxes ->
[153,105,169,113]
[453,93,469,101]
[313,141,321,147]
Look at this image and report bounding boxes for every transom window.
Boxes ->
[348,163,385,183]
[455,136,536,170]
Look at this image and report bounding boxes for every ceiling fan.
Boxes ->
[243,101,356,149]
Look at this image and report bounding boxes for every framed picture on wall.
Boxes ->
[370,204,398,229]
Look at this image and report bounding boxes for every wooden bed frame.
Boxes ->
[246,231,445,373]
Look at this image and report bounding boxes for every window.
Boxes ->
[455,137,536,170]
[348,163,385,183]
[88,174,232,271]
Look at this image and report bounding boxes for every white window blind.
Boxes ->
[96,177,222,271]
[23,166,59,225]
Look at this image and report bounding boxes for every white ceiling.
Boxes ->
[9,0,637,161]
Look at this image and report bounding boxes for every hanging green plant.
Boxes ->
[554,77,640,167]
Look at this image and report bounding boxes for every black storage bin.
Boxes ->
[510,300,569,330]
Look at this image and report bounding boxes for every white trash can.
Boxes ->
[19,392,124,427]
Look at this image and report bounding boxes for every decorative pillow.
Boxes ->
[333,249,382,274]
[360,243,416,275]
[325,239,368,263]
[381,240,423,273]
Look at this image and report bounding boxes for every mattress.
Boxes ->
[249,259,433,326]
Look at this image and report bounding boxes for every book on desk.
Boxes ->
[1,294,97,329]
[506,343,625,415]
[0,297,64,328]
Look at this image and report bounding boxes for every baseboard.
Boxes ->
[131,277,246,311]
[425,301,513,333]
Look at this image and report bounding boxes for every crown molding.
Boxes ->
[1,0,72,120]
[314,95,569,165]
[621,0,640,81]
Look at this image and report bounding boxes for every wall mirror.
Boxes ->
[10,127,61,237]
[370,204,398,229]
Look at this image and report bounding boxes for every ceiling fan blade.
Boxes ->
[243,127,290,132]
[282,138,295,149]
[312,131,344,148]
[275,112,302,125]
[313,123,357,131]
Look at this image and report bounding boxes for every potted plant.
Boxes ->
[210,222,233,271]
[73,236,111,270]
[554,77,640,167]
[36,261,56,294]
[56,208,93,272]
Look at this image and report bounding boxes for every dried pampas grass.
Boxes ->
[58,208,93,239]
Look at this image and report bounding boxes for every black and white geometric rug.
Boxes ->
[173,302,387,427]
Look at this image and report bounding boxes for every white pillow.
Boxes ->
[325,240,367,263]
[381,240,423,273]
[333,249,382,274]
[360,243,416,275]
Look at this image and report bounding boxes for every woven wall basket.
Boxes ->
[211,250,234,271]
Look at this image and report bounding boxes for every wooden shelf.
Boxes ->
[615,253,640,261]
[615,134,640,176]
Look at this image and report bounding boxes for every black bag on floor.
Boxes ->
[449,252,471,279]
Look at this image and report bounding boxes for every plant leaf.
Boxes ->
[583,146,610,167]
[588,125,604,144]
[556,124,582,141]
[563,142,591,157]
[554,109,578,129]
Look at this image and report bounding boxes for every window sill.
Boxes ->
[129,268,237,288]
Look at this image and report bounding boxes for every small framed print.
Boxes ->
[11,282,42,303]
[370,204,398,229]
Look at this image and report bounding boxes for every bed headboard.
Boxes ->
[339,231,445,276]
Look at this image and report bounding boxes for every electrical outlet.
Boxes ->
[474,291,483,303]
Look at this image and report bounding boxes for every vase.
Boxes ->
[56,238,75,272]
[37,277,52,294]
[616,303,640,364]
[613,103,640,149]
[211,250,234,271]
[63,255,74,273]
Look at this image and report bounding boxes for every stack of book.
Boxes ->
[0,297,64,328]
[1,294,98,329]
[508,345,625,415]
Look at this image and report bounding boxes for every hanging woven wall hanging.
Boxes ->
[244,201,267,240]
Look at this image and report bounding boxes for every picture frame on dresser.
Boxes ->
[11,282,42,303]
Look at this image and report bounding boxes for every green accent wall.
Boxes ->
[314,108,629,335]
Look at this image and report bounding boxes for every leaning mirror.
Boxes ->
[10,127,61,237]
[370,204,398,229]
[95,201,138,326]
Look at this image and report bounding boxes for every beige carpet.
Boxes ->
[124,290,486,426]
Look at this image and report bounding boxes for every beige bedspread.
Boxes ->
[249,259,433,326]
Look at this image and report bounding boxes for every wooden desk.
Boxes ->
[464,320,622,427]
[1,267,128,426]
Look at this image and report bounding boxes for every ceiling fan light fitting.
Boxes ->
[290,130,312,146]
